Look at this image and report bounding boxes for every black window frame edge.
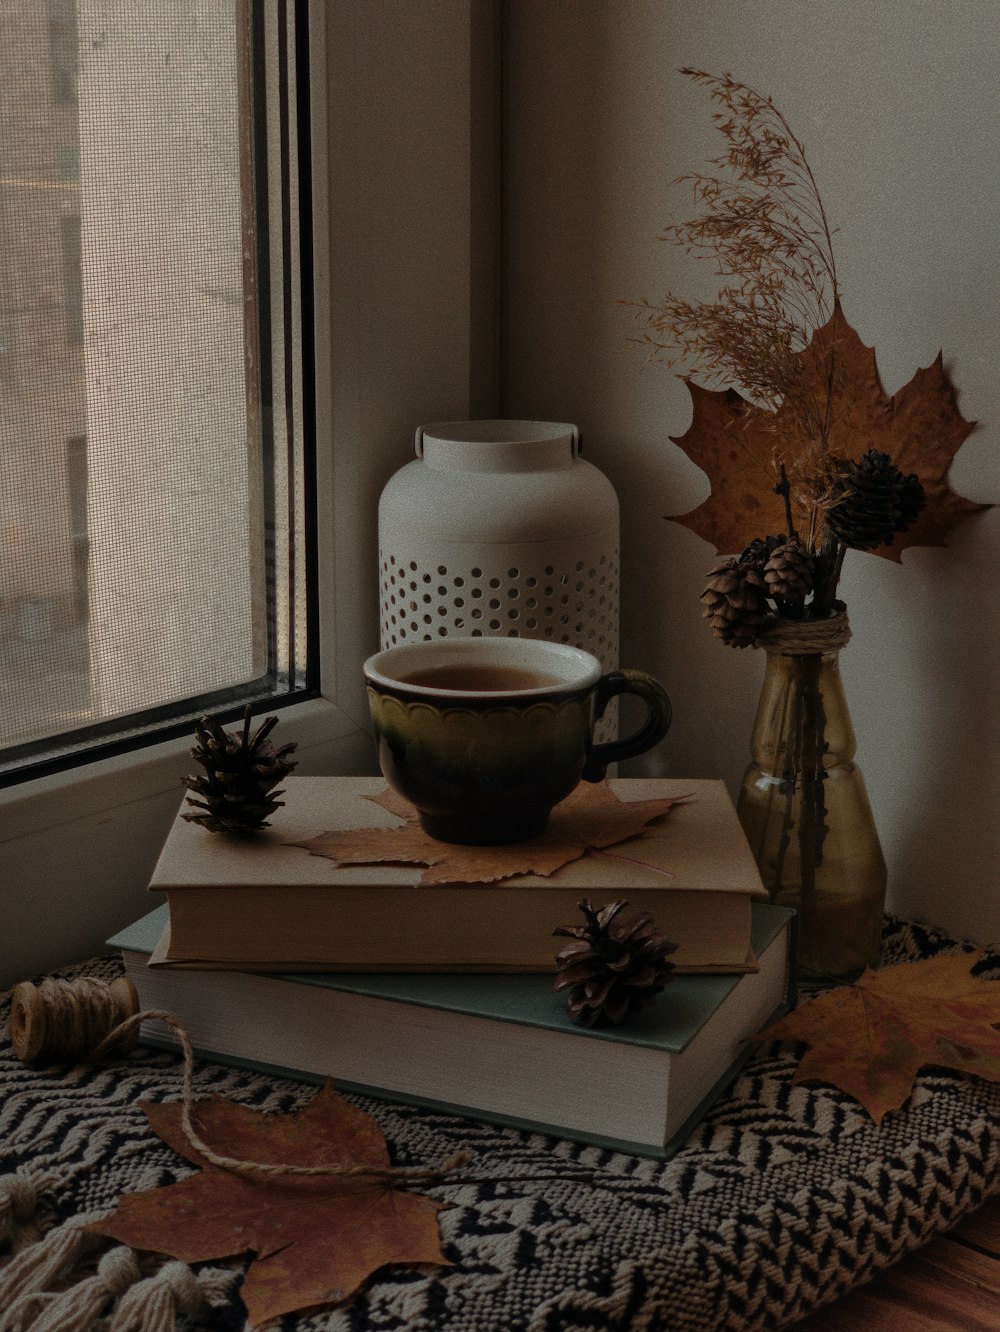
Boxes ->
[0,0,320,789]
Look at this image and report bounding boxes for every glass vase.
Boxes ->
[736,623,886,983]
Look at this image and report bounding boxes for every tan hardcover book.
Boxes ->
[149,776,767,973]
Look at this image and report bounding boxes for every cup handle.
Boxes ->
[582,670,672,783]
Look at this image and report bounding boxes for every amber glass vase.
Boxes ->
[736,621,886,983]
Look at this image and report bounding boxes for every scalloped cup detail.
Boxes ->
[363,639,670,845]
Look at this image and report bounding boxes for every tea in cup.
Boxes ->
[364,637,671,844]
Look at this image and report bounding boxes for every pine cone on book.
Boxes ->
[553,899,676,1027]
[181,705,298,835]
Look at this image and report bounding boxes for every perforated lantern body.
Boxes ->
[379,421,620,675]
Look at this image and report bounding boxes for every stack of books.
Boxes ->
[111,776,795,1158]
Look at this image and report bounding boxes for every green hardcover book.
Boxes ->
[109,902,795,1159]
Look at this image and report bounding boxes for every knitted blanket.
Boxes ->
[1,917,997,1331]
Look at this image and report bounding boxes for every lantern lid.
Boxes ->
[415,420,580,473]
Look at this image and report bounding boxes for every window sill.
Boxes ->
[0,697,373,837]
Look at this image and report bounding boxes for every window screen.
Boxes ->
[0,1,311,777]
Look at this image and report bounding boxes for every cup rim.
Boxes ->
[364,637,602,698]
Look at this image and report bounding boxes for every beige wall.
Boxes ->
[502,1,999,945]
[318,0,501,725]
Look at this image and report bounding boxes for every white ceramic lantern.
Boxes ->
[378,420,620,678]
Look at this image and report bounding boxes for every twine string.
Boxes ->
[23,978,470,1186]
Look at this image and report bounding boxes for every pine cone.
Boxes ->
[700,557,768,647]
[553,899,676,1027]
[764,538,814,605]
[825,450,926,550]
[181,705,298,835]
[739,534,785,571]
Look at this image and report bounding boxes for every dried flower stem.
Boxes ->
[629,70,839,461]
[628,69,858,607]
[774,464,798,542]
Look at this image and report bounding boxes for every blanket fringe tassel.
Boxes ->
[0,1175,51,1254]
[0,1178,237,1331]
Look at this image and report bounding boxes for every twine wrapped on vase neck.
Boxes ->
[756,610,851,657]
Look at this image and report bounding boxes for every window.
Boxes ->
[1,1,497,988]
[0,0,313,780]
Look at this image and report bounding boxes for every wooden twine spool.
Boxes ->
[9,976,141,1065]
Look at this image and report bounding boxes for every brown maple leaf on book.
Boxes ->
[292,780,684,886]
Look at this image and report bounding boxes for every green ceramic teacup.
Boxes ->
[364,638,671,845]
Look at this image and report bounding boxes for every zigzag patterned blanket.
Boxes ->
[1,917,997,1331]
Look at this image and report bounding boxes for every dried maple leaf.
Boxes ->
[670,303,986,562]
[293,780,681,886]
[89,1084,448,1326]
[758,952,1000,1122]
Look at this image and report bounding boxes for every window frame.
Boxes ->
[0,0,501,987]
